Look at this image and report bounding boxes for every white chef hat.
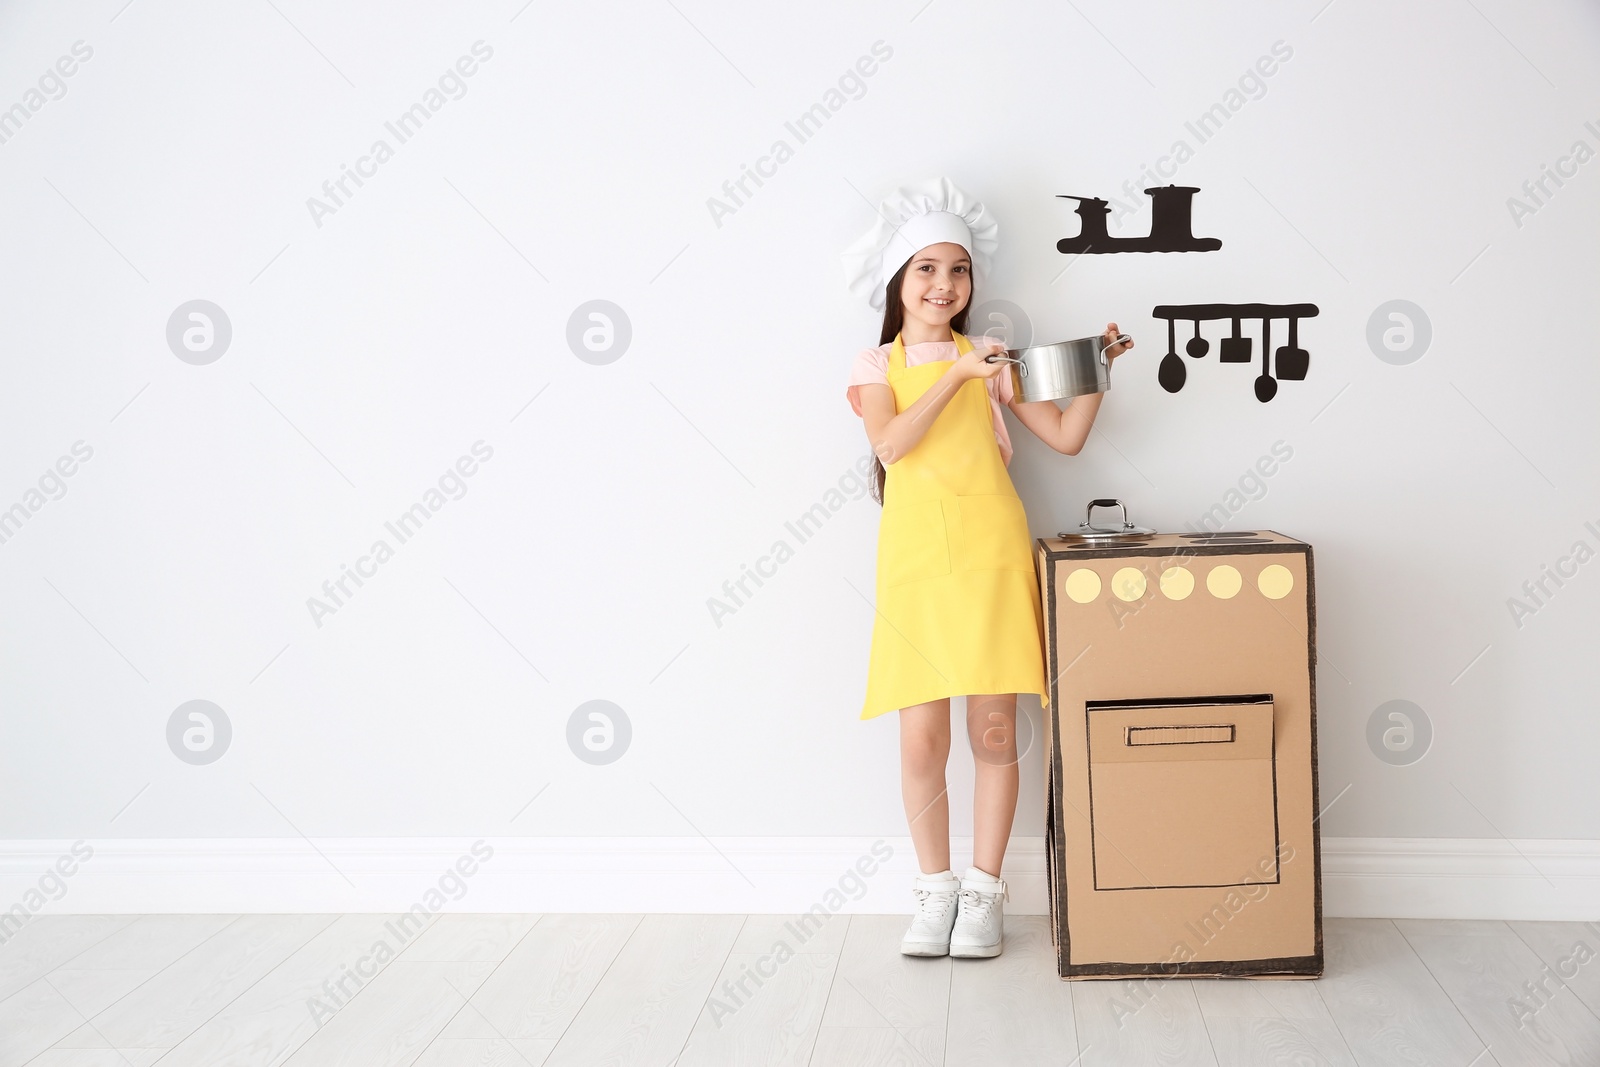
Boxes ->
[840,176,999,311]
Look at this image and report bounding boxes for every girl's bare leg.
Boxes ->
[968,693,1020,878]
[898,697,952,874]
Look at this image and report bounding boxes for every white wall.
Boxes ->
[1,0,1597,898]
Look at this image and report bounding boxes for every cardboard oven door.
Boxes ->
[1086,696,1279,890]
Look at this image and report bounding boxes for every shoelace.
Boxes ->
[958,882,1008,922]
[912,887,957,925]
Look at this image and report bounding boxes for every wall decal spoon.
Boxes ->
[1254,316,1277,402]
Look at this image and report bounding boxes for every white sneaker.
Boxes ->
[950,866,1008,958]
[900,870,961,956]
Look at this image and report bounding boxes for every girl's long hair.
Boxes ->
[869,259,973,506]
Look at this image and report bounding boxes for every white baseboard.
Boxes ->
[0,836,1596,922]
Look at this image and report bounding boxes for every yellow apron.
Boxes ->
[860,331,1049,720]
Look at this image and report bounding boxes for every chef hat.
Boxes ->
[841,176,999,311]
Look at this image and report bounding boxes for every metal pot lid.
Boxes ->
[1056,498,1156,541]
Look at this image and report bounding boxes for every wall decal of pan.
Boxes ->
[1151,302,1319,402]
[1057,184,1222,254]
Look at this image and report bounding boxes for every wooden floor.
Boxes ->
[1,913,1597,1066]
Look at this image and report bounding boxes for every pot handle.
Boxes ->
[1099,333,1133,366]
[1085,498,1131,530]
[984,354,1027,377]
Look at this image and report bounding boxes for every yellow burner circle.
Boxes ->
[1065,568,1102,604]
[1258,563,1295,599]
[1207,564,1242,599]
[1160,566,1194,600]
[1112,567,1147,601]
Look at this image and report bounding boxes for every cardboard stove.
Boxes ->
[1036,513,1322,980]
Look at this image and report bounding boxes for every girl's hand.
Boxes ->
[954,336,1008,382]
[1103,322,1135,362]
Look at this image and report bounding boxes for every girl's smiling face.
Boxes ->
[898,242,971,331]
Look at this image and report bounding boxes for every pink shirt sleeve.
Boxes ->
[846,345,889,417]
[993,360,1014,405]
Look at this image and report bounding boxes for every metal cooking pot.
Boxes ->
[1054,498,1156,545]
[983,332,1131,404]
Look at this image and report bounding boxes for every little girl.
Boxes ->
[841,177,1134,959]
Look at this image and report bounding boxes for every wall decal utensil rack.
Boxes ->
[1151,302,1319,402]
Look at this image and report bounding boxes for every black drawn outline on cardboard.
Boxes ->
[1151,303,1320,403]
[1056,184,1222,254]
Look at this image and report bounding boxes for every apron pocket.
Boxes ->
[956,493,1035,573]
[878,499,951,587]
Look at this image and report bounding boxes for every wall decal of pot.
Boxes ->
[1151,302,1319,402]
[1057,185,1223,254]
